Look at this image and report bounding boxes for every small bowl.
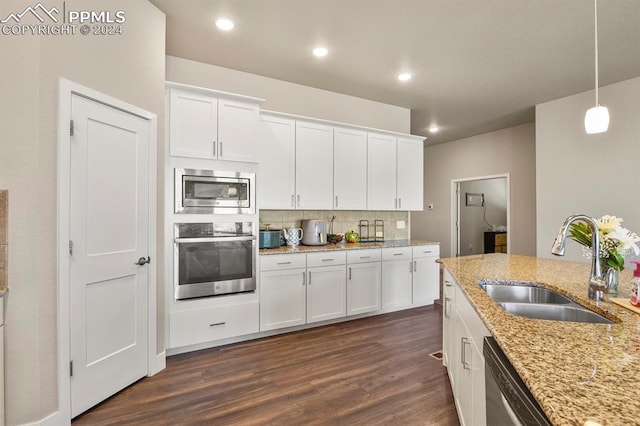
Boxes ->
[328,233,344,244]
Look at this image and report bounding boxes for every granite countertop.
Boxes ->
[441,253,640,426]
[259,239,439,255]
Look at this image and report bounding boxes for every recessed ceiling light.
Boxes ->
[398,73,412,81]
[215,18,235,31]
[428,126,439,133]
[312,47,328,57]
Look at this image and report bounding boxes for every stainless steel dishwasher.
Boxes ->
[483,337,551,426]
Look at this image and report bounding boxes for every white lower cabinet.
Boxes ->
[381,247,413,311]
[260,268,307,331]
[169,301,259,349]
[443,268,489,426]
[346,249,382,315]
[260,252,346,330]
[412,245,440,306]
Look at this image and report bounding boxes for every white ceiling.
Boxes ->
[149,0,640,144]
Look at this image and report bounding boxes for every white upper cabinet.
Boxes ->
[295,120,334,209]
[169,89,218,159]
[217,98,260,162]
[333,126,367,210]
[367,132,397,210]
[258,114,296,209]
[397,136,424,211]
[168,84,262,162]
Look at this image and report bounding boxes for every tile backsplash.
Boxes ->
[260,210,410,241]
[0,190,6,290]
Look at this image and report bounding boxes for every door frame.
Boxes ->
[450,174,510,258]
[54,79,163,424]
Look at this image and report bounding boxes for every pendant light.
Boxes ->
[584,0,609,134]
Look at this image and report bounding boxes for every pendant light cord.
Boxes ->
[594,0,599,106]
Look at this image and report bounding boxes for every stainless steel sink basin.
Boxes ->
[499,303,612,324]
[479,280,613,324]
[480,284,573,304]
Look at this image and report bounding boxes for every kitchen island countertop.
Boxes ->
[441,253,640,426]
[259,239,438,255]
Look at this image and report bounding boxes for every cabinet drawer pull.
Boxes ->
[360,256,371,259]
[277,261,291,265]
[422,250,432,254]
[393,253,404,256]
[210,322,226,327]
[321,258,334,262]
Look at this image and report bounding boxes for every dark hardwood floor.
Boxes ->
[73,305,459,425]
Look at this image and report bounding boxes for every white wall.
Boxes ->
[166,55,411,133]
[0,1,165,423]
[536,76,640,266]
[459,178,507,256]
[412,123,536,258]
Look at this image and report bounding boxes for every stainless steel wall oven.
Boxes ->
[175,168,255,214]
[174,222,256,300]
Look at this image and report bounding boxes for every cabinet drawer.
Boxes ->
[260,254,306,271]
[307,251,346,267]
[381,247,412,261]
[347,248,381,264]
[169,301,259,348]
[412,244,440,258]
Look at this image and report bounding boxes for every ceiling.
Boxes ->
[149,0,640,145]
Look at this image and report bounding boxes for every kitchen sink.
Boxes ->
[480,283,573,304]
[498,302,612,324]
[479,280,613,324]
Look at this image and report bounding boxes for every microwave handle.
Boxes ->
[175,235,256,243]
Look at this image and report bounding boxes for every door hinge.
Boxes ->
[69,240,73,255]
[70,119,74,136]
[70,360,73,377]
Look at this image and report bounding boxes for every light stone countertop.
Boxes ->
[441,253,640,426]
[259,239,439,255]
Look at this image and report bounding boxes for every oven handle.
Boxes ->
[175,235,256,243]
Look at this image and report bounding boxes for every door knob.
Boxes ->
[135,256,151,266]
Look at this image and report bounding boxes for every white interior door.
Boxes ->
[69,94,150,417]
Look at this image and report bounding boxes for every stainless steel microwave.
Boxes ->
[175,168,255,214]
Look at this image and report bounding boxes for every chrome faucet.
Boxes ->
[551,214,608,301]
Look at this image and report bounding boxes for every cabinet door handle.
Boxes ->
[444,297,451,318]
[297,194,301,207]
[213,141,217,157]
[210,322,226,327]
[335,195,339,208]
[461,337,471,370]
[219,141,223,157]
[445,280,452,287]
[413,260,417,272]
[409,261,413,273]
[308,271,311,285]
[348,267,352,280]
[398,198,402,209]
[394,198,398,209]
[302,271,306,286]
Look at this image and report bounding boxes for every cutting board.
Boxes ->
[610,298,640,315]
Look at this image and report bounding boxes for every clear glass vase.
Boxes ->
[600,258,619,296]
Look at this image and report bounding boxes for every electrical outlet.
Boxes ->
[396,220,406,229]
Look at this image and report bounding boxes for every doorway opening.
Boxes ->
[451,174,510,257]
